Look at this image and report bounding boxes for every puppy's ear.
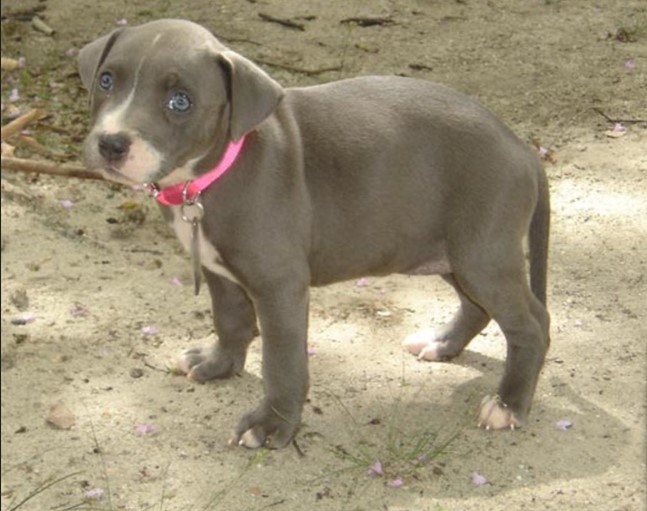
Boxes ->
[77,28,125,90]
[218,51,284,141]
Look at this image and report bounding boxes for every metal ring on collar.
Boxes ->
[181,199,204,223]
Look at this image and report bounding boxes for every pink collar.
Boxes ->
[147,136,246,206]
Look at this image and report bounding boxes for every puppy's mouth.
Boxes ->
[97,163,197,195]
[85,129,171,186]
[84,131,201,189]
[95,163,143,186]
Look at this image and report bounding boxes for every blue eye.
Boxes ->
[98,71,114,91]
[167,91,192,112]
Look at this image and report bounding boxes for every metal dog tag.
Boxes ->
[181,193,205,296]
[190,217,202,295]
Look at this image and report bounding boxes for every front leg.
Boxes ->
[177,269,258,381]
[231,282,310,449]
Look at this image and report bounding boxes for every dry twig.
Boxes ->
[592,107,646,125]
[1,156,103,180]
[0,108,48,141]
[340,16,395,27]
[258,12,306,31]
[254,57,341,76]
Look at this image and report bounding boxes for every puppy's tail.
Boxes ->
[528,163,550,307]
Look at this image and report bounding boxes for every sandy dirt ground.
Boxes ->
[1,1,646,510]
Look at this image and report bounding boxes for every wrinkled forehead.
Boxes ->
[106,21,226,66]
[94,25,229,93]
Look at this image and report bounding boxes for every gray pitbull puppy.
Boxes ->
[78,19,550,448]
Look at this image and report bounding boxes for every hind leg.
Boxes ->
[455,258,550,429]
[403,274,490,361]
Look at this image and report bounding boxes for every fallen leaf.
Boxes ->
[531,137,557,163]
[1,141,16,157]
[1,57,20,71]
[47,402,76,429]
[249,486,263,497]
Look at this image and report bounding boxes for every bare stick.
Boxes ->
[31,15,55,35]
[340,16,395,27]
[592,107,646,125]
[258,13,306,31]
[254,57,341,76]
[1,156,104,180]
[0,109,48,141]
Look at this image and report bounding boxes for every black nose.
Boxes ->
[98,133,131,162]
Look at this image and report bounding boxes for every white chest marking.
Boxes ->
[169,208,240,285]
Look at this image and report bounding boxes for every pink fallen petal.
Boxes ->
[367,460,383,476]
[70,303,90,317]
[141,325,159,336]
[388,478,404,488]
[555,419,573,431]
[624,58,635,72]
[356,277,369,287]
[60,199,74,209]
[612,123,627,134]
[12,312,35,325]
[85,488,104,500]
[135,423,157,435]
[307,346,317,356]
[65,47,78,58]
[471,471,488,486]
[170,277,183,286]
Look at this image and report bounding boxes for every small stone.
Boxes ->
[10,288,29,310]
[130,368,145,378]
[46,402,76,429]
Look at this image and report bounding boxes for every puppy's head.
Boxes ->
[78,19,284,187]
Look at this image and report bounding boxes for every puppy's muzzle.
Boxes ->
[98,132,132,163]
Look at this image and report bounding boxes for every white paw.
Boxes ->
[402,329,443,361]
[402,328,442,360]
[478,395,521,430]
[417,342,443,361]
[229,429,264,449]
[175,354,191,375]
